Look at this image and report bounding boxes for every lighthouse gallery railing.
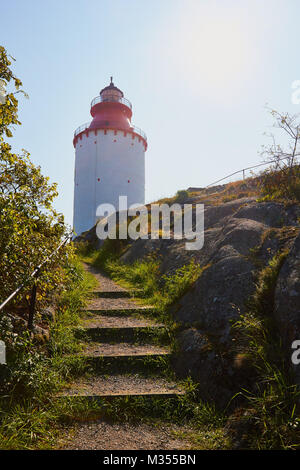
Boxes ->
[91,94,132,110]
[74,122,147,141]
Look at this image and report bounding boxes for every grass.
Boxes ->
[172,427,230,450]
[107,258,202,313]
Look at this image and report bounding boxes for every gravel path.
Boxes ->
[84,264,128,292]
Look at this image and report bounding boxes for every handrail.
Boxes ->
[0,233,72,328]
[91,94,132,110]
[204,155,299,189]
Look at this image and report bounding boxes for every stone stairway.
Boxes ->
[61,264,184,400]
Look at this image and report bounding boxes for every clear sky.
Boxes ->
[2,0,300,225]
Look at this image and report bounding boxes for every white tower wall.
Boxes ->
[73,129,145,236]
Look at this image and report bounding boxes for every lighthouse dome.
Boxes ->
[100,77,124,102]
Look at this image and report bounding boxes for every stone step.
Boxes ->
[76,315,167,343]
[78,342,170,358]
[79,353,170,375]
[76,325,168,344]
[82,314,163,329]
[72,342,170,372]
[83,306,158,316]
[91,289,143,299]
[60,374,184,398]
[84,298,157,315]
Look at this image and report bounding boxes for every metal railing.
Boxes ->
[0,233,72,330]
[74,122,147,141]
[130,125,147,141]
[91,94,132,110]
[74,122,90,137]
[204,155,299,190]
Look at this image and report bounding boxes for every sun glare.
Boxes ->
[165,4,257,101]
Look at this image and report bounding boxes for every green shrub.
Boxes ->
[175,189,189,203]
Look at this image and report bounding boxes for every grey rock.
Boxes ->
[40,306,56,322]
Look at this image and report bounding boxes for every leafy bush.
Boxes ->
[0,46,68,309]
[175,190,189,203]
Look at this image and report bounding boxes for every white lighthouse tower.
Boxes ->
[73,78,147,236]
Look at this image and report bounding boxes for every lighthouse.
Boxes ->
[73,78,147,236]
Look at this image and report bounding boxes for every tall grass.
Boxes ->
[233,250,300,449]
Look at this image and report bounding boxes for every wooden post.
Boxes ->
[28,282,37,331]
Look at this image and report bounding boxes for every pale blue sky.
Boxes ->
[2,0,300,225]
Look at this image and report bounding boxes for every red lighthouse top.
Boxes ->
[73,78,147,149]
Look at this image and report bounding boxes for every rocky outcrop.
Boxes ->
[121,198,300,405]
